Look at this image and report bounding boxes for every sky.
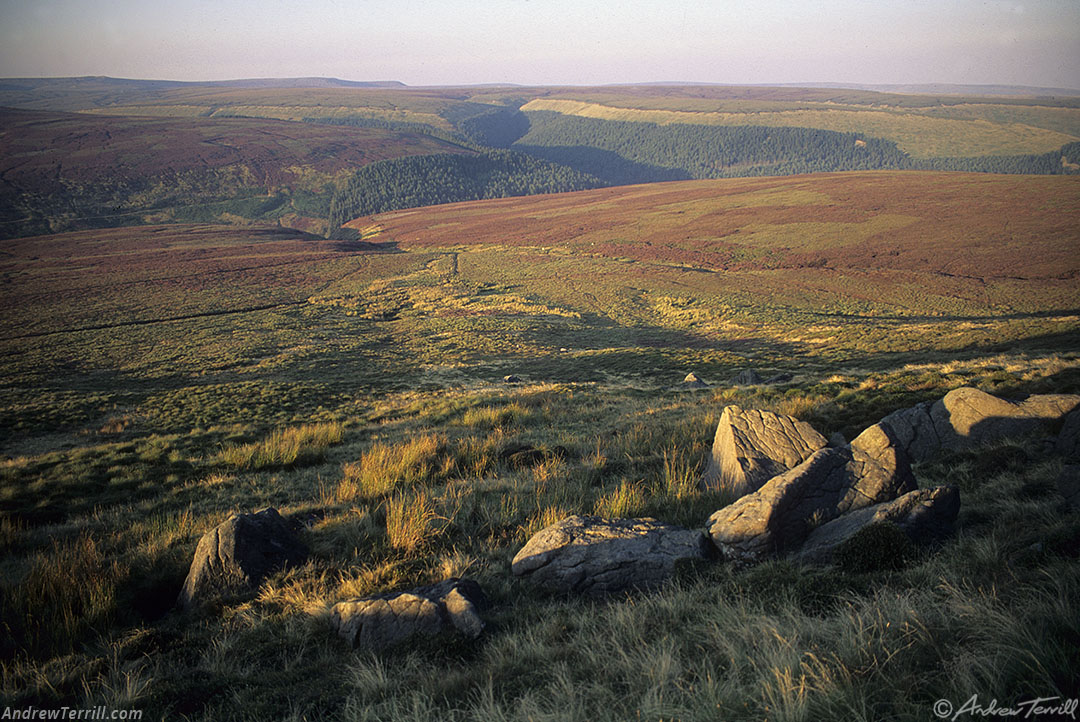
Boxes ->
[1,0,1078,88]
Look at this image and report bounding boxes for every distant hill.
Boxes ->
[0,107,470,238]
[771,82,1080,97]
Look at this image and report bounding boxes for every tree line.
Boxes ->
[510,112,1080,185]
[326,150,604,237]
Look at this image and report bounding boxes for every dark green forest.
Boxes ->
[510,111,1080,185]
[512,111,911,184]
[326,150,604,237]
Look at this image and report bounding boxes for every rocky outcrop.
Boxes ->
[332,578,486,649]
[699,405,828,497]
[178,507,308,610]
[794,486,960,564]
[705,425,916,562]
[512,515,714,597]
[876,387,1080,464]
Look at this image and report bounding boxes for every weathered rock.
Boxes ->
[512,515,714,597]
[794,486,960,564]
[874,402,941,464]
[730,369,763,386]
[178,507,308,610]
[874,388,1080,464]
[699,405,828,497]
[683,372,708,388]
[332,578,486,649]
[1058,465,1080,511]
[706,426,916,562]
[1055,410,1080,460]
[930,387,1080,453]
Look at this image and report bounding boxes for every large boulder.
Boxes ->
[699,405,828,497]
[878,388,1080,464]
[794,486,960,564]
[931,387,1080,452]
[178,507,308,610]
[512,515,714,597]
[706,426,916,562]
[332,578,486,649]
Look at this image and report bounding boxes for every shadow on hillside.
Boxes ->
[329,238,403,254]
[514,144,692,185]
[804,308,1080,324]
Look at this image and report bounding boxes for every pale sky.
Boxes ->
[1,0,1078,88]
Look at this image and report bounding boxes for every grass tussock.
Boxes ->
[385,490,443,554]
[1,533,126,660]
[337,434,483,502]
[221,421,343,470]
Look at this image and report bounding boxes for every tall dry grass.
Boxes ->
[221,421,343,470]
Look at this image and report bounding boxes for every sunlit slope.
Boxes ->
[346,171,1080,348]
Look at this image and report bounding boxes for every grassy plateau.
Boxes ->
[1,167,1079,719]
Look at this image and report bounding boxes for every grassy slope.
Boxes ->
[2,172,1079,719]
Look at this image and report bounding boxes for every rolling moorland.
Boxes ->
[3,164,1080,718]
[3,78,1080,241]
[1,79,1079,720]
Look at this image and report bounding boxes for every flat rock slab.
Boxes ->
[178,507,308,610]
[794,486,960,564]
[877,387,1080,464]
[512,515,714,597]
[333,578,486,649]
[706,425,916,562]
[699,405,827,498]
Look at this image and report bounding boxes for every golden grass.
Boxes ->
[337,434,453,502]
[385,490,442,554]
[221,421,344,470]
[593,480,646,518]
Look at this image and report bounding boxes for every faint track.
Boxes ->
[6,301,304,340]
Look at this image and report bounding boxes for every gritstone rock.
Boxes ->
[705,424,916,562]
[332,578,487,649]
[178,507,308,610]
[876,387,1080,464]
[683,372,708,388]
[512,515,714,597]
[794,485,960,564]
[699,405,828,498]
